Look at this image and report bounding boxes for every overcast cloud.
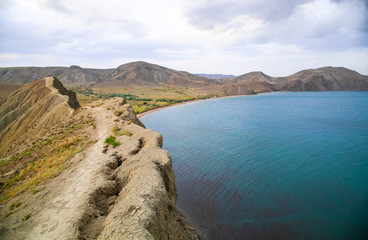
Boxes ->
[0,0,367,76]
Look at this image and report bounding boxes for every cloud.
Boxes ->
[185,0,368,50]
[0,0,367,75]
[185,0,311,29]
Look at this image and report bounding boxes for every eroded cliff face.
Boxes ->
[0,94,198,239]
[78,98,199,240]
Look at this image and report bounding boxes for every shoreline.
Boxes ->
[137,98,212,119]
[137,92,274,119]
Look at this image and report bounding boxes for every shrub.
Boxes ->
[114,111,123,116]
[23,214,30,221]
[31,189,40,195]
[9,201,22,210]
[104,136,121,147]
[112,126,121,133]
[122,129,132,137]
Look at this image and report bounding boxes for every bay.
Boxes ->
[141,92,368,240]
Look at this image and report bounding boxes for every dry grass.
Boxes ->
[0,110,96,203]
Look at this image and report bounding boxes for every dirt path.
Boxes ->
[26,107,109,240]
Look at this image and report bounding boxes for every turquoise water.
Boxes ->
[141,92,368,240]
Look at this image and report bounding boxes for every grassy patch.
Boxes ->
[31,189,41,195]
[104,136,121,147]
[122,129,132,137]
[0,111,95,203]
[9,201,22,210]
[3,211,14,219]
[114,110,123,116]
[23,214,30,221]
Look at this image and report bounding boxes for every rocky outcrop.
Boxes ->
[82,98,199,240]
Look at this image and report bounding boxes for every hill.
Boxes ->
[277,67,368,91]
[93,61,220,88]
[195,74,236,80]
[0,77,80,156]
[0,66,114,87]
[0,78,198,239]
[0,83,22,99]
[0,62,219,88]
[1,64,367,96]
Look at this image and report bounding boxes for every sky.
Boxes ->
[0,0,367,76]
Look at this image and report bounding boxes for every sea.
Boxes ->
[141,92,368,240]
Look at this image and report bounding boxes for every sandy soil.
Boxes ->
[26,107,108,239]
[0,106,110,239]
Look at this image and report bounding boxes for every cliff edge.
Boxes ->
[0,79,198,239]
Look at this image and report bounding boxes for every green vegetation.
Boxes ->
[104,136,121,147]
[9,201,22,210]
[31,189,41,195]
[114,110,123,116]
[74,86,211,114]
[3,211,14,218]
[122,129,132,137]
[74,88,152,101]
[112,126,121,135]
[0,111,96,203]
[23,214,30,221]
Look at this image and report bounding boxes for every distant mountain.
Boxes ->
[1,63,367,93]
[195,74,236,80]
[278,67,368,91]
[225,71,287,84]
[0,83,22,98]
[222,72,284,93]
[93,61,220,88]
[0,66,113,87]
[0,62,219,88]
[0,77,80,156]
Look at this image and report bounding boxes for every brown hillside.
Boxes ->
[0,67,67,85]
[226,71,287,84]
[93,61,220,88]
[0,66,113,87]
[278,67,368,91]
[57,65,114,87]
[0,97,198,240]
[0,83,22,98]
[0,77,80,157]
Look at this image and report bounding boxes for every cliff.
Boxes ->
[0,80,198,239]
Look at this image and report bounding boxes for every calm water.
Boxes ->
[141,92,368,240]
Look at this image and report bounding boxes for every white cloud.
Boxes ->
[0,0,367,76]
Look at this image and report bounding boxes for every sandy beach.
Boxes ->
[137,93,270,119]
[137,98,213,119]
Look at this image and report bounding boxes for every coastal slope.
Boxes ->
[0,77,80,156]
[0,79,198,239]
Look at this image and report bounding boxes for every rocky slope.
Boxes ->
[0,83,22,99]
[1,63,367,94]
[0,77,80,156]
[0,78,198,239]
[277,67,368,91]
[0,62,218,88]
[93,61,219,88]
[0,66,114,87]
